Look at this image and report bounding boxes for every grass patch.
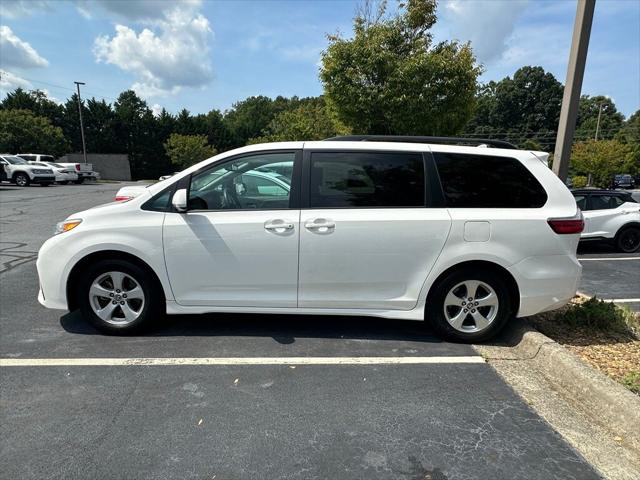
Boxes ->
[621,372,640,395]
[553,297,639,338]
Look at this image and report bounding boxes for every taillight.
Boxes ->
[75,164,81,171]
[114,195,133,202]
[547,211,584,234]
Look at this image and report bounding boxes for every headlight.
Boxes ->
[55,219,82,235]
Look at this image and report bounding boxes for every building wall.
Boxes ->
[59,154,131,181]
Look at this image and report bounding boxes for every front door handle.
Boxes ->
[304,218,335,232]
[264,220,294,233]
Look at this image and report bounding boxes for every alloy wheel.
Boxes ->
[89,271,145,325]
[443,280,499,333]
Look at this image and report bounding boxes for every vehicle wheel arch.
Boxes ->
[66,250,166,312]
[12,171,29,180]
[425,260,520,316]
[615,221,640,235]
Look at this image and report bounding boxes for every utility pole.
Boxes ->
[594,102,603,140]
[74,81,88,165]
[552,0,596,181]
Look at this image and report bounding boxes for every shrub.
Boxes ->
[572,175,588,188]
[555,297,639,338]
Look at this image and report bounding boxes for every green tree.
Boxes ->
[224,95,298,146]
[0,88,65,128]
[164,133,216,169]
[466,66,563,149]
[575,95,624,141]
[571,139,638,188]
[617,110,640,145]
[0,109,68,156]
[251,97,349,143]
[319,0,481,135]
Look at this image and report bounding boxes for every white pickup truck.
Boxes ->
[18,154,99,184]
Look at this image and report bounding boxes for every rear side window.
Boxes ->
[433,153,547,208]
[309,151,425,208]
[589,195,624,210]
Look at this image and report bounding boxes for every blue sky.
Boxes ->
[1,0,638,117]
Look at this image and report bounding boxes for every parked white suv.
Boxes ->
[36,137,584,342]
[0,154,55,186]
[572,189,640,252]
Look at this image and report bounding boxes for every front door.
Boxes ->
[298,150,451,310]
[163,151,301,307]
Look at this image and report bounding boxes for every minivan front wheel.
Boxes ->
[427,268,512,342]
[77,259,162,334]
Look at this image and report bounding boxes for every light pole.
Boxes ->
[552,0,596,181]
[74,81,88,165]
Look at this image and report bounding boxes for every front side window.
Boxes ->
[433,153,547,208]
[188,152,295,210]
[309,151,425,208]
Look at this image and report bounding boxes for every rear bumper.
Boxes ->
[508,254,582,317]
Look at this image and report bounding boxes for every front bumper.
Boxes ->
[31,175,55,184]
[36,235,72,310]
[508,254,582,317]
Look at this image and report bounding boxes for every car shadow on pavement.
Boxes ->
[59,310,444,344]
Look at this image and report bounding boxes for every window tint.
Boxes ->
[574,195,587,210]
[589,195,624,210]
[188,152,294,210]
[309,151,425,208]
[433,153,547,208]
[143,188,173,211]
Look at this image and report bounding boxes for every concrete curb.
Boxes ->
[475,318,640,456]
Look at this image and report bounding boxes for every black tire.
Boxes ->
[76,259,164,334]
[615,226,640,253]
[13,173,30,187]
[74,178,85,184]
[426,267,513,343]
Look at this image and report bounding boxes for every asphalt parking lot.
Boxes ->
[1,182,630,479]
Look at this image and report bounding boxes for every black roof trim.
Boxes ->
[323,135,518,150]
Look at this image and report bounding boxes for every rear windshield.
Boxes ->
[433,153,547,208]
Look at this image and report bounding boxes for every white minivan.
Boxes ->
[37,137,584,342]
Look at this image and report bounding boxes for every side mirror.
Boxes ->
[172,188,188,212]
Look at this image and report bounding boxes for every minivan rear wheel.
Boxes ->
[615,226,640,253]
[76,259,162,334]
[427,268,512,343]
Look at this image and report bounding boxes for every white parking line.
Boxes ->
[579,257,640,261]
[0,356,485,367]
[607,298,640,303]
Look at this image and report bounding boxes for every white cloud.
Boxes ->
[441,0,529,64]
[77,0,201,22]
[93,6,213,98]
[151,103,163,116]
[0,0,52,19]
[0,25,49,69]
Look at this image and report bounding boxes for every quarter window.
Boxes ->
[309,151,425,208]
[433,153,547,208]
[188,152,295,210]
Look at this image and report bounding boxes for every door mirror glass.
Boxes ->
[172,188,188,212]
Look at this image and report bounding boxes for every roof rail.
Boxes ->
[323,135,518,150]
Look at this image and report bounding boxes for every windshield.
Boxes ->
[3,156,27,165]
